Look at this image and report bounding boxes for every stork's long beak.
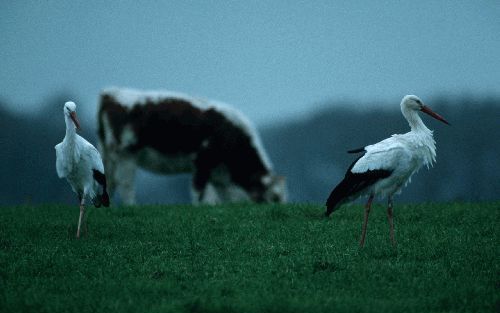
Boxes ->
[70,112,81,130]
[420,105,450,125]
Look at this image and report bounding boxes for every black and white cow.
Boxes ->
[97,87,287,205]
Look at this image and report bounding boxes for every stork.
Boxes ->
[55,101,110,238]
[325,95,449,247]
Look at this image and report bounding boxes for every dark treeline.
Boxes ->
[1,96,498,205]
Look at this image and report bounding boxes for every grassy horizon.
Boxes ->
[0,202,498,312]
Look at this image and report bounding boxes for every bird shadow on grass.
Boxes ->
[66,223,89,240]
[312,260,341,274]
[357,245,399,260]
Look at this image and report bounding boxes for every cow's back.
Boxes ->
[98,88,210,156]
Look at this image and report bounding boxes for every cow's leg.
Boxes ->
[115,157,137,205]
[192,145,219,204]
[190,182,203,205]
[99,145,117,197]
[97,113,119,197]
[200,183,221,205]
[192,175,222,205]
[191,171,207,204]
[191,175,222,205]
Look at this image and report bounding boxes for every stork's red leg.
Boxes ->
[387,197,396,246]
[76,198,85,239]
[359,195,374,247]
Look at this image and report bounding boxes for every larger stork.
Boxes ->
[55,101,110,238]
[325,95,449,247]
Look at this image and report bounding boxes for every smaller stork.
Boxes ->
[325,95,449,247]
[55,101,110,238]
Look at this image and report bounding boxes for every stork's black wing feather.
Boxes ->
[325,154,392,216]
[92,169,110,207]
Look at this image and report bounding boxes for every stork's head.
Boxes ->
[401,95,450,125]
[64,101,81,130]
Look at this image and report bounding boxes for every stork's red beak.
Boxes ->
[420,105,450,125]
[70,112,81,130]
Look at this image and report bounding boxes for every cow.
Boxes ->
[97,87,287,205]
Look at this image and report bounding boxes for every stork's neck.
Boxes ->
[402,107,430,133]
[402,107,436,167]
[64,114,77,140]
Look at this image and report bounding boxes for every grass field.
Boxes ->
[0,202,498,313]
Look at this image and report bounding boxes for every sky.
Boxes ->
[1,1,499,126]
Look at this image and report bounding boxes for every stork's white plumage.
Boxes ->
[55,101,109,238]
[325,95,449,247]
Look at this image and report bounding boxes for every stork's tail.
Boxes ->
[92,187,110,208]
[325,168,393,216]
[325,179,351,217]
[92,169,110,207]
[100,189,110,207]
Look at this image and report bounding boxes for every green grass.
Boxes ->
[0,202,498,313]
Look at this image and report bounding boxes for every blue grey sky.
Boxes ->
[1,1,499,125]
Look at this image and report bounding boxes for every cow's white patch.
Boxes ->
[261,174,272,186]
[206,165,252,203]
[271,176,288,202]
[102,87,206,109]
[219,184,251,203]
[200,183,221,205]
[196,183,251,205]
[113,156,137,205]
[120,125,137,149]
[100,113,116,147]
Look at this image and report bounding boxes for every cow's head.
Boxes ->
[251,174,287,203]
